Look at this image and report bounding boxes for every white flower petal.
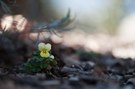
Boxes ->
[50,55,54,59]
[45,43,51,51]
[38,43,45,51]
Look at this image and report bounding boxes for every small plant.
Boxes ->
[23,42,57,73]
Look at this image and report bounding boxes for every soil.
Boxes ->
[0,42,135,89]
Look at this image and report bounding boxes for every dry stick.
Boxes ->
[51,28,62,38]
[0,0,11,13]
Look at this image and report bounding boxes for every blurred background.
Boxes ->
[39,0,133,33]
[1,0,135,59]
[40,0,135,59]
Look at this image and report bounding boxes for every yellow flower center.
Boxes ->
[42,49,47,54]
[40,49,50,58]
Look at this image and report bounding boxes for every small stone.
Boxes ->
[123,85,134,89]
[127,78,135,85]
[69,76,79,81]
[41,80,60,86]
[36,73,46,80]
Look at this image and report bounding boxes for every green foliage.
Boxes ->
[23,50,57,73]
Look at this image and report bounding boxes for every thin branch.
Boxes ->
[30,9,73,34]
[0,0,11,13]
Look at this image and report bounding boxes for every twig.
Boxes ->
[0,0,11,13]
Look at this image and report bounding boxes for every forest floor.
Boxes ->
[0,31,135,89]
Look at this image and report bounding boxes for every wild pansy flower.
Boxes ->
[38,43,51,57]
